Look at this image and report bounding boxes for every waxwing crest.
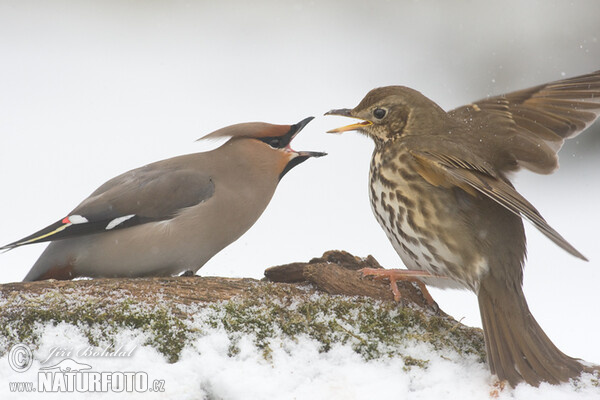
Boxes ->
[197,122,292,142]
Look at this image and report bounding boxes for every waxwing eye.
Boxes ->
[259,136,285,148]
[269,138,281,148]
[373,108,386,119]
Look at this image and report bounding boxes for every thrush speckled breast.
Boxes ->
[326,71,600,387]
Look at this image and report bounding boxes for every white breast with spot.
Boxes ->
[369,179,468,290]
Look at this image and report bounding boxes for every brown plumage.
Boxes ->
[326,71,600,387]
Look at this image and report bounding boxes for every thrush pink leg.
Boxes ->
[360,268,442,305]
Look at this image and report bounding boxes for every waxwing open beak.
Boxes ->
[295,150,327,158]
[278,117,326,180]
[285,117,327,158]
[324,108,373,133]
[289,116,315,139]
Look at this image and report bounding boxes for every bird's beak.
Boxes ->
[278,117,326,180]
[289,116,315,139]
[296,150,327,158]
[324,109,373,133]
[285,117,327,158]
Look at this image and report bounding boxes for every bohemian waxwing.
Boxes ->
[2,117,325,281]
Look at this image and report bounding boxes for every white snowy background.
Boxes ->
[1,1,599,399]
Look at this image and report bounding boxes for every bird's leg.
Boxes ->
[412,279,436,308]
[489,379,507,398]
[360,268,442,306]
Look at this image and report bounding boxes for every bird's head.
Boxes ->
[325,86,446,146]
[198,116,326,180]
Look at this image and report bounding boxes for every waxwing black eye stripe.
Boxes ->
[259,117,314,149]
[258,135,291,149]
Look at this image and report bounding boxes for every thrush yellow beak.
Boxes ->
[324,108,373,133]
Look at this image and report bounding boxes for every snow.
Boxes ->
[1,318,598,400]
[1,1,600,399]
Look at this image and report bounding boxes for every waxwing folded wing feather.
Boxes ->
[1,164,215,250]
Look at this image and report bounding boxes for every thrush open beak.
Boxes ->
[324,109,373,133]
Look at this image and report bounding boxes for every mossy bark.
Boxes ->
[0,250,486,365]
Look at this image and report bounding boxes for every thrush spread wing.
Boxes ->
[409,149,587,261]
[1,160,215,250]
[448,70,600,173]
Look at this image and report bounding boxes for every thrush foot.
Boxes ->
[360,268,439,307]
[489,379,507,398]
[180,270,196,277]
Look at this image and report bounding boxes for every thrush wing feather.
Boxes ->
[1,165,215,250]
[410,150,587,261]
[449,70,600,172]
[446,169,587,261]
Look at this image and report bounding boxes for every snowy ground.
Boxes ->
[0,280,598,400]
[1,317,598,400]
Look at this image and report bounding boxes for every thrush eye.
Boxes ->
[373,108,386,119]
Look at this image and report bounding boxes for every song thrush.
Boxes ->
[325,71,600,387]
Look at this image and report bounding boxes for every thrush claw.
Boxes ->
[397,297,409,309]
[429,301,440,314]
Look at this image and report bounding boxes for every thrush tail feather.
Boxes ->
[478,273,592,387]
